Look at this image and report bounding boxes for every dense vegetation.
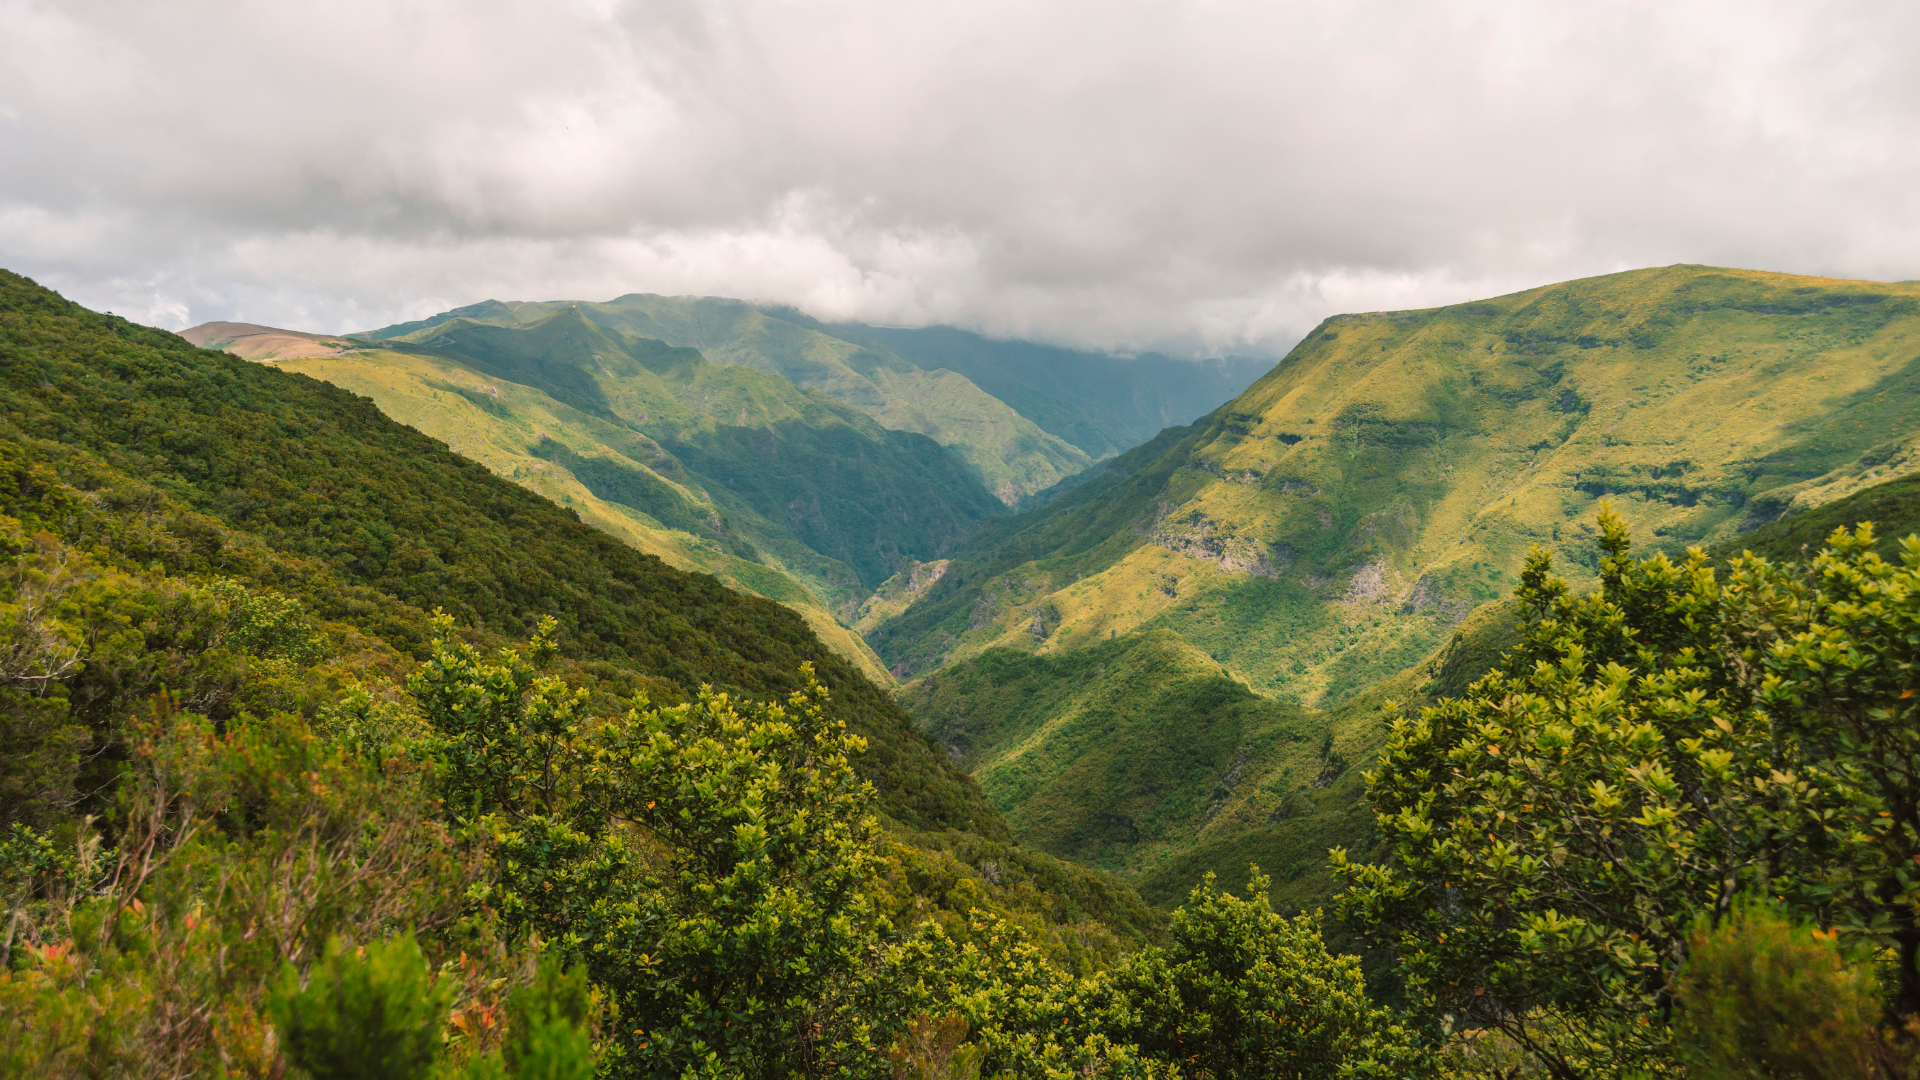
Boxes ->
[9,263,1920,1078]
[1337,508,1920,1077]
[877,264,1920,926]
[0,270,1008,837]
[356,295,1092,505]
[280,308,1007,626]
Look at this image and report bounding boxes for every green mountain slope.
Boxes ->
[360,296,1093,504]
[875,266,1920,708]
[834,323,1272,460]
[875,263,1920,914]
[3,268,1175,973]
[900,599,1524,912]
[1713,464,1920,564]
[0,268,1001,838]
[269,309,1004,635]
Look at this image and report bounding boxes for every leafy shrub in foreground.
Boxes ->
[1336,509,1920,1079]
[1672,901,1911,1080]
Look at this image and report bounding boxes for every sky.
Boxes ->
[2,0,1917,357]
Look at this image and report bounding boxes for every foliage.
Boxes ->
[1336,509,1920,1078]
[1759,525,1920,1011]
[0,265,1005,839]
[1104,871,1425,1079]
[409,616,884,1077]
[270,934,455,1080]
[1671,901,1913,1080]
[885,1012,983,1080]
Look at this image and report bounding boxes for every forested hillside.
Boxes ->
[356,295,1092,505]
[240,307,1012,673]
[0,270,1001,835]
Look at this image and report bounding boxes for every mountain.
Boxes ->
[222,308,1016,679]
[357,295,1095,504]
[875,265,1920,697]
[179,320,355,360]
[873,264,1920,908]
[1712,460,1920,565]
[1,267,1163,958]
[830,323,1272,461]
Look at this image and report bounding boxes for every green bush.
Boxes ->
[270,934,453,1080]
[1106,870,1425,1079]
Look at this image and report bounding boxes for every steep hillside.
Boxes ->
[0,269,1003,838]
[875,266,1920,709]
[836,323,1271,460]
[262,308,1005,661]
[899,599,1524,912]
[1713,464,1920,564]
[180,320,354,360]
[359,296,1092,504]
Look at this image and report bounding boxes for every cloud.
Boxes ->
[2,0,1916,353]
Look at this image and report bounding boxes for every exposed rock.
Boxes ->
[1400,572,1475,624]
[1151,507,1289,577]
[1340,559,1390,604]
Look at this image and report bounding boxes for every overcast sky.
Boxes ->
[2,0,1916,355]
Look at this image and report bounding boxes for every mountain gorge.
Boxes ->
[11,262,1920,1078]
[226,308,1013,681]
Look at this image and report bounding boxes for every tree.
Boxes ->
[1671,900,1912,1080]
[1104,870,1425,1079]
[408,614,883,1078]
[1331,509,1852,1079]
[1757,527,1920,1015]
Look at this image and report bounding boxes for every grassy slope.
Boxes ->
[361,296,1092,504]
[839,323,1272,460]
[3,271,1172,960]
[273,346,896,683]
[287,307,1006,603]
[879,263,1920,915]
[1713,466,1920,564]
[899,599,1524,913]
[876,266,1920,708]
[0,268,997,838]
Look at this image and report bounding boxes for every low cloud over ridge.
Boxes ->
[3,0,1917,354]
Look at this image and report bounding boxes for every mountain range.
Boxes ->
[866,264,1920,904]
[179,264,1920,921]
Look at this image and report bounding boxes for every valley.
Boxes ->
[11,263,1920,1078]
[866,264,1920,907]
[182,264,1920,920]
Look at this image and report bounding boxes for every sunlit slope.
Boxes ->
[874,265,1920,705]
[361,295,1092,503]
[274,346,897,683]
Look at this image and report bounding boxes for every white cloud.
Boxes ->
[2,0,1916,353]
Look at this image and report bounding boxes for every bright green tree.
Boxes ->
[1104,870,1425,1079]
[1756,527,1920,1015]
[408,614,883,1079]
[1332,509,1853,1079]
[270,934,453,1080]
